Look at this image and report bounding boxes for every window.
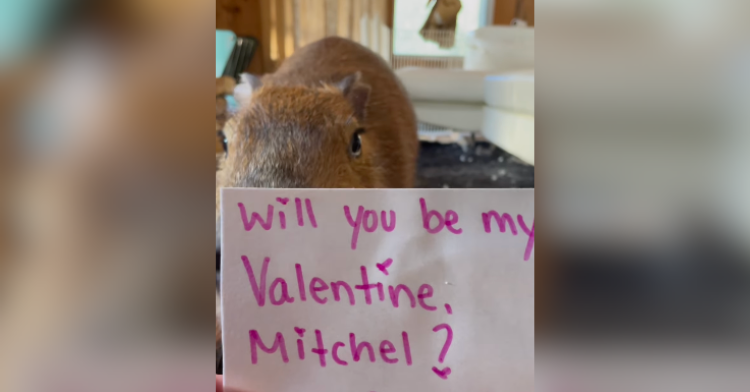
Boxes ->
[392,0,491,58]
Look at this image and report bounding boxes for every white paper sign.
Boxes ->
[221,189,534,392]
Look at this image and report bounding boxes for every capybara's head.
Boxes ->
[221,72,385,188]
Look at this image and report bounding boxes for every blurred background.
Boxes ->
[535,0,750,391]
[1,1,217,391]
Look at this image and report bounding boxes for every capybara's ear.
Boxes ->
[335,71,361,95]
[234,73,261,108]
[336,72,370,122]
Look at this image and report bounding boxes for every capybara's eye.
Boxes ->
[350,129,364,158]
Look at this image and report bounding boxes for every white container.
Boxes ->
[395,68,488,103]
[484,70,535,114]
[464,26,534,72]
[481,107,534,165]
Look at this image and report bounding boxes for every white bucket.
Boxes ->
[464,26,534,72]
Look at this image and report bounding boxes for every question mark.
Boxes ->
[431,323,453,380]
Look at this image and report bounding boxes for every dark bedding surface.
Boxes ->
[415,141,534,188]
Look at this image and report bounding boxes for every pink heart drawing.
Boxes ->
[276,197,290,205]
[376,258,393,275]
[432,367,452,379]
[294,327,305,337]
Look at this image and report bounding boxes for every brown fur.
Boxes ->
[218,37,417,189]
[216,36,418,238]
[215,36,418,362]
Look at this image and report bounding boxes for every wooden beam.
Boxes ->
[492,0,534,26]
[259,0,275,72]
[524,0,534,26]
[492,0,517,25]
[386,0,394,29]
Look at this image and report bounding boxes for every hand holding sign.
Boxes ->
[221,189,534,392]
